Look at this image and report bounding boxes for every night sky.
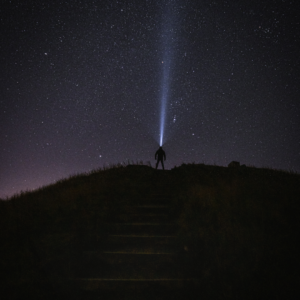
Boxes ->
[1,0,300,198]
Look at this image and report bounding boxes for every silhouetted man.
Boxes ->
[155,146,166,170]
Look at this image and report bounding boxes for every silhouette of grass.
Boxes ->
[0,162,300,299]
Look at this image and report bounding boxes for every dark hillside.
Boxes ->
[1,164,300,299]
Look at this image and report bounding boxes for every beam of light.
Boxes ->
[159,2,174,146]
[160,59,171,146]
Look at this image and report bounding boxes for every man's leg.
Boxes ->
[156,160,159,169]
[161,159,164,170]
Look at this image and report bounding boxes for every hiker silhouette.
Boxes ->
[155,146,166,170]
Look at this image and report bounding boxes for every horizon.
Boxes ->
[1,160,299,200]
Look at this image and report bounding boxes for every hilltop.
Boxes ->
[0,163,300,299]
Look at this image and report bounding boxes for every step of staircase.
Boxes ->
[127,198,172,206]
[106,234,177,245]
[119,205,172,214]
[78,259,185,279]
[110,213,171,223]
[107,223,177,235]
[69,277,201,291]
[102,243,179,253]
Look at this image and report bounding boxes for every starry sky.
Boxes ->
[1,0,300,198]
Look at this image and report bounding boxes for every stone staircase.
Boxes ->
[69,173,200,298]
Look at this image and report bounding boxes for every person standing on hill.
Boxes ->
[155,146,166,170]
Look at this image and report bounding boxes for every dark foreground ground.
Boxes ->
[1,163,300,299]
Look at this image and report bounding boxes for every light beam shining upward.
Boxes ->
[160,59,171,146]
[159,2,175,146]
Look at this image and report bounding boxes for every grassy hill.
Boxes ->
[1,163,300,299]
